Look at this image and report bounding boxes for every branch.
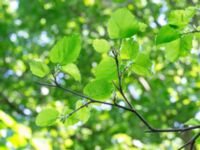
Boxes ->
[178,132,200,150]
[0,92,29,116]
[182,29,200,35]
[112,50,133,109]
[61,101,93,123]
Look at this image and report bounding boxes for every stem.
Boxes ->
[36,81,200,133]
[112,50,133,109]
[178,132,200,150]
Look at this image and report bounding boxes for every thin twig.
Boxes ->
[112,50,133,109]
[178,132,200,150]
[37,81,200,134]
[61,101,93,122]
[182,30,200,35]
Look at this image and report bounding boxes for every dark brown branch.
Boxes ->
[0,92,28,116]
[112,50,133,110]
[182,30,200,35]
[37,81,200,135]
[178,132,200,150]
[61,101,93,123]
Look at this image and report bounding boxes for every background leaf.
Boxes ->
[92,39,110,53]
[29,61,50,78]
[107,8,139,39]
[36,108,59,127]
[50,34,81,65]
[61,63,81,81]
[94,57,118,81]
[84,79,114,100]
[156,25,180,45]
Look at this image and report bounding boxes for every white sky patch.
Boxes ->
[23,108,32,115]
[93,104,112,111]
[9,0,19,12]
[38,31,51,46]
[158,14,167,26]
[133,139,143,148]
[195,111,200,121]
[41,87,49,96]
[181,77,187,85]
[17,30,29,39]
[128,85,141,100]
[152,0,162,4]
[10,33,17,42]
[150,22,157,28]
[14,19,22,26]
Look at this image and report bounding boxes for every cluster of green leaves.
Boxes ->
[31,6,199,131]
[2,0,200,149]
[30,8,154,127]
[156,7,197,61]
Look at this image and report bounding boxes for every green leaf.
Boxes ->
[164,34,193,61]
[185,118,200,126]
[63,108,78,126]
[36,108,59,127]
[75,101,91,123]
[168,7,196,28]
[61,63,81,81]
[49,34,81,65]
[94,57,117,81]
[92,39,110,53]
[120,39,139,60]
[156,25,180,45]
[64,101,90,126]
[131,52,152,76]
[180,34,193,56]
[84,79,114,100]
[29,61,50,78]
[107,8,139,39]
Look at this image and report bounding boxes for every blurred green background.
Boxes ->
[0,0,200,149]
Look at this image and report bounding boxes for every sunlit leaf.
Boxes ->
[36,108,59,127]
[94,57,117,81]
[156,25,180,45]
[164,34,193,61]
[120,39,139,60]
[29,61,50,78]
[92,39,110,53]
[49,34,81,65]
[84,79,114,100]
[61,63,81,81]
[64,101,90,126]
[107,8,139,39]
[168,7,196,27]
[132,52,152,76]
[185,118,200,126]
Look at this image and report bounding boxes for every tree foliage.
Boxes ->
[1,0,200,150]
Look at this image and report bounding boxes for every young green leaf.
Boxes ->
[164,34,193,61]
[61,63,81,81]
[64,101,91,126]
[94,57,118,81]
[168,7,196,28]
[107,8,139,39]
[63,108,78,126]
[185,118,200,126]
[92,39,110,53]
[164,39,180,62]
[132,52,152,76]
[29,61,50,78]
[120,39,139,60]
[49,34,81,65]
[36,108,59,127]
[75,101,91,123]
[156,25,180,45]
[84,79,114,100]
